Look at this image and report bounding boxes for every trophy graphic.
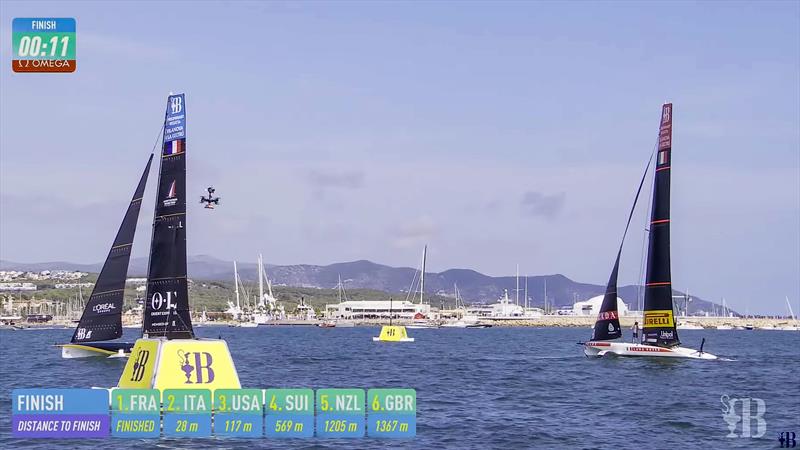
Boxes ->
[720,395,740,438]
[178,349,194,384]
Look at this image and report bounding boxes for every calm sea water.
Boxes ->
[1,326,798,449]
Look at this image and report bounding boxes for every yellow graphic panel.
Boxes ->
[378,325,409,342]
[643,310,675,328]
[153,339,241,391]
[118,339,160,388]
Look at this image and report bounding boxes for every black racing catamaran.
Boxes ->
[583,103,716,359]
[60,154,153,358]
[61,93,195,357]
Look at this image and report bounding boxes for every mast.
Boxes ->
[420,245,427,305]
[142,93,194,339]
[258,254,264,308]
[524,276,528,310]
[71,154,153,343]
[641,103,680,347]
[515,265,519,306]
[544,278,547,313]
[234,261,241,310]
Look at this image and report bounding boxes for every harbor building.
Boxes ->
[325,299,432,320]
[572,295,629,316]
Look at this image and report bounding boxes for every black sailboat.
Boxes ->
[584,103,716,359]
[141,93,194,339]
[60,154,153,358]
[116,93,241,390]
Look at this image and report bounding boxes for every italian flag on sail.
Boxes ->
[164,139,185,156]
[658,150,669,165]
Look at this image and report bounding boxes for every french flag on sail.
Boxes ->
[164,139,185,156]
[658,150,669,165]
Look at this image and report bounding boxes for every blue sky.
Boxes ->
[1,1,798,314]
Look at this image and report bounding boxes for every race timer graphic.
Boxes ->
[12,18,76,73]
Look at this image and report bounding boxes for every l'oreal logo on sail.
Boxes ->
[643,310,674,327]
[92,302,116,314]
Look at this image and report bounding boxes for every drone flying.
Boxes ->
[200,186,220,209]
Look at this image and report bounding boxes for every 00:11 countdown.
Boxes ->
[17,35,70,58]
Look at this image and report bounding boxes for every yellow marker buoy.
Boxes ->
[373,325,414,342]
[372,297,414,342]
[118,337,241,390]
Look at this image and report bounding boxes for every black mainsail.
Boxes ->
[591,153,653,341]
[641,103,680,348]
[142,93,194,339]
[70,154,153,343]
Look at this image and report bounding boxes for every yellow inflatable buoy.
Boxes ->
[373,325,414,342]
[118,337,241,391]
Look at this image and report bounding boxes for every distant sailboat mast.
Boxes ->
[524,276,528,310]
[258,254,265,308]
[420,245,427,305]
[234,260,241,311]
[544,278,547,313]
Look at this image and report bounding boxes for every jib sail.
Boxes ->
[591,153,653,341]
[71,154,153,343]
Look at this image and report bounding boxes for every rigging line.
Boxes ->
[140,121,167,338]
[636,140,659,313]
[150,124,164,155]
[615,146,656,258]
[405,266,420,303]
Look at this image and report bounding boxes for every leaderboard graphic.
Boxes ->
[12,388,416,439]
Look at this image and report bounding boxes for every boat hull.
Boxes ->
[60,342,134,359]
[583,341,717,360]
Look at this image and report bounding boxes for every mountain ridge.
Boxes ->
[0,256,723,314]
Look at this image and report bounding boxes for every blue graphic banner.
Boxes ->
[12,18,76,32]
[164,94,186,142]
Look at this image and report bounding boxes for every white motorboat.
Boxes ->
[676,321,704,330]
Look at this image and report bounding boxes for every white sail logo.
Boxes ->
[151,291,178,310]
[662,105,671,124]
[92,302,116,314]
[170,96,182,114]
[76,327,92,340]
